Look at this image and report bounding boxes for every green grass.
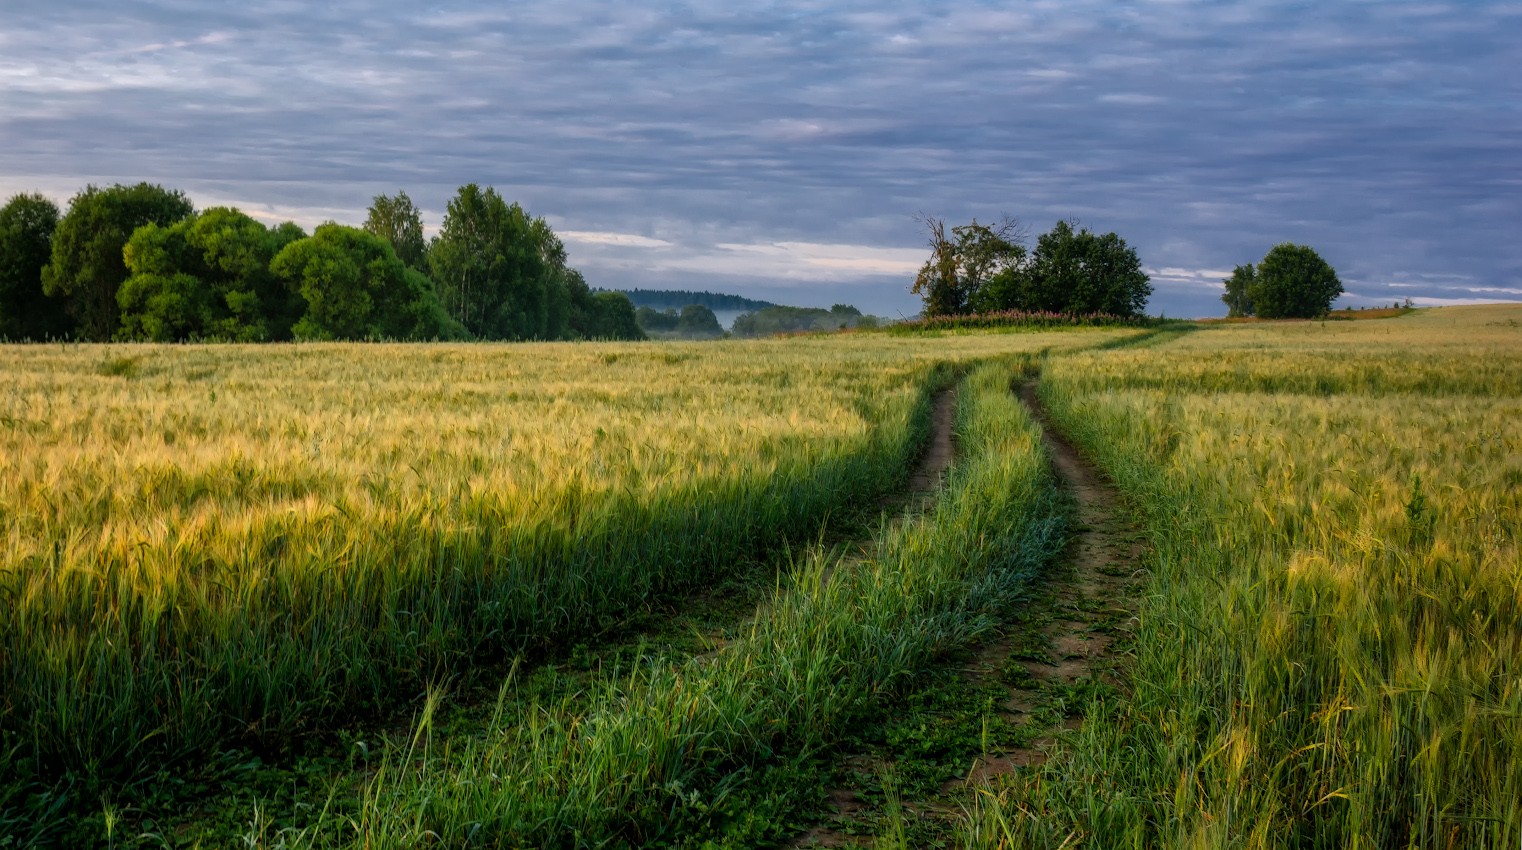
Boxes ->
[964,304,1522,849]
[109,355,1066,848]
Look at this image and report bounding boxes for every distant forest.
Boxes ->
[602,288,776,312]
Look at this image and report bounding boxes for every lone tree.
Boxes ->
[1226,243,1341,319]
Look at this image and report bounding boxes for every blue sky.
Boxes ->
[2,1,1517,317]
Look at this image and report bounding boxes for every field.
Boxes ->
[0,328,1115,844]
[971,304,1522,847]
[2,306,1518,847]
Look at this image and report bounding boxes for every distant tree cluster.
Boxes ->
[636,304,724,338]
[0,183,644,342]
[911,217,1152,319]
[731,304,875,337]
[614,288,774,312]
[1222,243,1342,319]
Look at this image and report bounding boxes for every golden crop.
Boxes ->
[981,304,1522,846]
[0,327,1120,785]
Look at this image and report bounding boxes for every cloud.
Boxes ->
[561,231,674,248]
[0,0,1517,317]
[1408,296,1522,306]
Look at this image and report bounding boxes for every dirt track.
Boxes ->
[791,379,1143,847]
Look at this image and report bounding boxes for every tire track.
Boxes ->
[790,379,1145,847]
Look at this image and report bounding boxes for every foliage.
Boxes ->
[911,217,1025,318]
[568,275,645,340]
[427,184,560,340]
[271,223,465,340]
[1016,220,1151,316]
[613,288,775,312]
[41,183,195,340]
[0,193,71,340]
[363,191,427,270]
[676,304,723,335]
[913,218,1152,319]
[1249,242,1343,318]
[969,304,1522,847]
[731,304,869,337]
[1220,262,1256,317]
[894,308,1155,333]
[635,304,679,331]
[117,208,307,342]
[636,303,724,337]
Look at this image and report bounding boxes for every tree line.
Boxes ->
[613,288,774,312]
[912,217,1153,318]
[0,183,645,342]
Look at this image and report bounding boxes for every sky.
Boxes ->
[1,1,1518,318]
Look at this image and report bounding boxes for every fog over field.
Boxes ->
[1,1,1517,317]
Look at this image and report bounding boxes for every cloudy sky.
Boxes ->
[2,1,1517,317]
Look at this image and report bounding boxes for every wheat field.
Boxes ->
[970,304,1522,848]
[0,329,1119,804]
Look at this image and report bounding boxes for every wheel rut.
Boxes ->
[789,380,1145,848]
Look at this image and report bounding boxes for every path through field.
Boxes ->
[790,378,1143,847]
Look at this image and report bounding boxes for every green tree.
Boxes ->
[636,305,679,332]
[1012,220,1151,317]
[364,191,427,270]
[1247,243,1342,318]
[0,193,71,340]
[588,291,645,340]
[272,223,465,341]
[428,184,558,340]
[1221,263,1257,317]
[117,208,307,341]
[566,270,642,340]
[41,183,194,340]
[911,216,1025,317]
[676,304,722,336]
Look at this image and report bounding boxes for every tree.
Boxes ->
[428,184,556,340]
[364,191,427,270]
[1221,264,1256,317]
[566,271,643,340]
[0,193,71,340]
[588,291,645,340]
[117,208,307,341]
[272,223,465,340]
[42,183,194,340]
[911,216,1025,317]
[676,304,722,336]
[1247,243,1342,318]
[1019,221,1151,316]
